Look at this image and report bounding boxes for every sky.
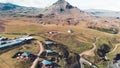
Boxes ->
[0,0,120,11]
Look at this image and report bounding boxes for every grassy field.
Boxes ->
[0,35,44,68]
[0,18,120,68]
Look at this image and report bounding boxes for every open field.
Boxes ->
[0,18,120,68]
[0,22,5,32]
[3,18,120,52]
[0,36,44,68]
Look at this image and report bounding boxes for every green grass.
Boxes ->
[50,33,92,53]
[93,36,120,68]
[0,38,43,68]
[44,40,80,68]
[88,26,119,34]
[2,19,120,68]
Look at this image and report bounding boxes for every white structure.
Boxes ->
[68,29,73,33]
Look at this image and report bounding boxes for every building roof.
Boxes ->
[42,60,53,65]
[68,29,73,33]
[110,60,120,68]
[0,40,23,48]
[0,36,33,49]
[22,52,31,57]
[18,36,34,40]
[46,50,55,53]
[44,41,54,45]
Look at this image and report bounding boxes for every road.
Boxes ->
[80,43,96,57]
[109,43,120,54]
[79,37,99,68]
[80,37,98,57]
[30,37,99,68]
[80,58,92,68]
[30,41,45,68]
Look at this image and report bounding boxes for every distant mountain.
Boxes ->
[0,2,120,18]
[85,9,120,18]
[40,0,90,19]
[0,0,120,28]
[0,3,42,17]
[36,0,92,25]
[0,3,20,10]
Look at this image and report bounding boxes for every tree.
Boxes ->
[97,44,110,57]
[36,14,44,18]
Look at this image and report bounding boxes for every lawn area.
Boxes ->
[4,19,119,54]
[110,46,120,55]
[2,18,120,68]
[50,33,93,53]
[92,34,120,68]
[107,43,120,60]
[0,37,43,68]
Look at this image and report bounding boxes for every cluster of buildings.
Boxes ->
[0,35,62,68]
[12,40,57,68]
[12,52,31,59]
[39,41,59,68]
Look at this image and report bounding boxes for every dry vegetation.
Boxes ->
[0,18,120,68]
[0,40,41,68]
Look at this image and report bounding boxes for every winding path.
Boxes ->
[80,37,99,57]
[79,37,99,68]
[30,41,45,68]
[109,43,120,54]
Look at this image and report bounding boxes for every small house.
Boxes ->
[42,60,53,68]
[110,60,120,68]
[44,41,54,45]
[48,31,58,35]
[22,52,31,57]
[46,50,55,53]
[68,29,73,33]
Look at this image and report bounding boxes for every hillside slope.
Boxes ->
[0,3,42,17]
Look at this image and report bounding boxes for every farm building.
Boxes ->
[42,60,53,68]
[46,50,55,53]
[48,31,58,35]
[43,41,54,45]
[46,50,58,56]
[110,60,120,68]
[0,36,34,49]
[22,52,31,57]
[68,29,74,33]
[0,40,23,49]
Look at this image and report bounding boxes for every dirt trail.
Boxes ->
[30,41,45,68]
[79,38,99,68]
[109,43,120,54]
[79,58,92,68]
[80,37,99,57]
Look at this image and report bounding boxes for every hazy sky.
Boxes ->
[0,0,120,11]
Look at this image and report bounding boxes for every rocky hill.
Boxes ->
[36,0,92,25]
[41,0,90,19]
[0,0,120,29]
[36,0,120,28]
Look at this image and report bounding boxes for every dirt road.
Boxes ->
[109,43,120,54]
[79,37,99,68]
[30,41,45,68]
[80,37,99,57]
